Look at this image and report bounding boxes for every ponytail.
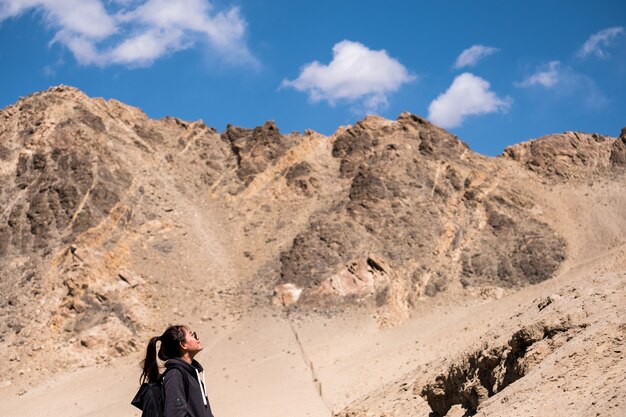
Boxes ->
[140,336,160,384]
[139,325,187,384]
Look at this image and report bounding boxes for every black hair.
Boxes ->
[140,325,187,384]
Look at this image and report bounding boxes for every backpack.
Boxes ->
[131,365,190,417]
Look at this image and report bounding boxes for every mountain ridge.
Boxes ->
[0,85,624,416]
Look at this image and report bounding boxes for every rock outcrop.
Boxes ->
[502,131,621,179]
[277,113,567,310]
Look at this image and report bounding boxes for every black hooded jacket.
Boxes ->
[163,358,215,417]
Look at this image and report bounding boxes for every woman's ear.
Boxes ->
[179,340,189,352]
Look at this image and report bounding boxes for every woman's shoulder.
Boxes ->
[162,364,188,392]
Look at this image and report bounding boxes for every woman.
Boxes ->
[140,325,215,417]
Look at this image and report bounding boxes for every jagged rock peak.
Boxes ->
[350,112,433,132]
[503,130,624,179]
[396,111,431,126]
[14,84,87,105]
[221,119,293,184]
[160,116,216,132]
[610,126,626,165]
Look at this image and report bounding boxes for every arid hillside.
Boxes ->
[0,86,624,417]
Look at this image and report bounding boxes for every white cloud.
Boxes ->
[107,28,185,65]
[54,31,104,65]
[0,0,116,38]
[515,62,608,110]
[453,44,499,69]
[515,61,561,88]
[577,26,624,59]
[428,73,511,129]
[281,40,415,113]
[0,0,255,67]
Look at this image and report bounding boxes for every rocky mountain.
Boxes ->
[0,86,624,415]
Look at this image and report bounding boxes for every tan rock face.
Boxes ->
[0,85,624,390]
[609,127,626,165]
[502,131,620,179]
[221,120,295,185]
[307,255,391,302]
[277,110,568,311]
[420,317,588,416]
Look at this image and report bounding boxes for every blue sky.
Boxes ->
[1,0,624,155]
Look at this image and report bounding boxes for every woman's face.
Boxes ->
[181,328,203,355]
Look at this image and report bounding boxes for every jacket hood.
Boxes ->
[165,357,204,376]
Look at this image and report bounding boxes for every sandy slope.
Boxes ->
[0,295,520,416]
[2,266,622,417]
[2,251,623,417]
